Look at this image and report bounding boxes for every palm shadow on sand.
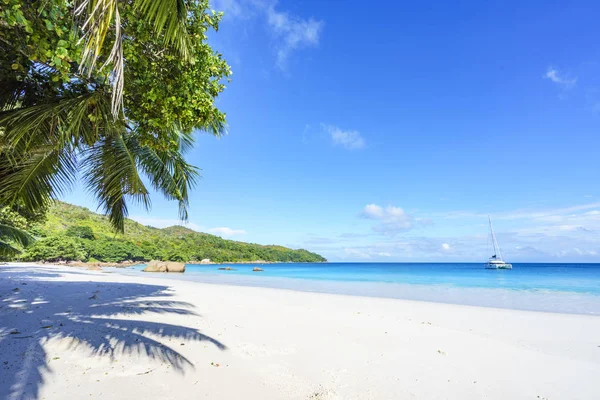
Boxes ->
[0,267,226,400]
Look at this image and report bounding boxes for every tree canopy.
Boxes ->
[0,0,231,233]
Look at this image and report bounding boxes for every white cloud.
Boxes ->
[361,204,414,234]
[544,66,577,88]
[265,4,323,69]
[206,227,247,237]
[213,0,323,68]
[362,204,385,219]
[331,201,600,261]
[434,202,600,222]
[322,124,366,150]
[343,248,371,259]
[213,0,247,18]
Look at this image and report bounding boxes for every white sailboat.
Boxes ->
[485,216,512,269]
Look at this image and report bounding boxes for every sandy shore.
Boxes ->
[1,264,599,399]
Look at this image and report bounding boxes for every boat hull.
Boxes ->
[485,263,512,269]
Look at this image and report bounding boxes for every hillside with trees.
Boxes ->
[4,202,326,264]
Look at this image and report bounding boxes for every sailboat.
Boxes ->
[485,216,512,269]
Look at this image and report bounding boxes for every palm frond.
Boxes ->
[136,131,199,221]
[203,109,228,137]
[0,92,110,155]
[135,0,191,61]
[0,79,28,112]
[0,223,34,247]
[0,92,113,216]
[0,145,78,215]
[82,132,150,232]
[75,0,117,75]
[0,240,21,257]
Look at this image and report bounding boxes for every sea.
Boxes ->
[129,262,600,315]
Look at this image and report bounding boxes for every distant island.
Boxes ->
[13,202,326,264]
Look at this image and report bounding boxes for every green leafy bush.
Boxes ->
[85,239,147,263]
[24,236,87,262]
[66,226,96,240]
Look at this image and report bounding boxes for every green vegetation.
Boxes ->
[0,205,39,257]
[14,202,326,263]
[0,0,230,232]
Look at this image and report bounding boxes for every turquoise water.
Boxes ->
[130,262,600,315]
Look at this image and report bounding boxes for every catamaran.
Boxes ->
[485,216,512,269]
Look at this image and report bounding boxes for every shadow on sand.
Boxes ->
[0,266,226,399]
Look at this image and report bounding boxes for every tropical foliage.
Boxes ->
[0,206,37,258]
[13,202,327,263]
[0,0,231,234]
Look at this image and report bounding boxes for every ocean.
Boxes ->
[129,262,600,315]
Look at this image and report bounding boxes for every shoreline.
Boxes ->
[18,262,600,316]
[121,262,600,316]
[1,263,600,399]
[30,260,327,269]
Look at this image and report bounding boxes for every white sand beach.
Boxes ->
[1,263,599,400]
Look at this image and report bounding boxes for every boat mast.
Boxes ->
[488,216,503,261]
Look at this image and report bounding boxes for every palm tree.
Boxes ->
[0,222,33,257]
[0,91,199,231]
[0,0,225,233]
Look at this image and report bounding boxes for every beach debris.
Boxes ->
[41,325,53,329]
[12,288,20,292]
[210,362,220,367]
[308,386,337,399]
[89,294,98,300]
[52,357,60,360]
[137,369,155,375]
[252,267,264,272]
[437,349,446,355]
[9,331,20,335]
[421,321,432,325]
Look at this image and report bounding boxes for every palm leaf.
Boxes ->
[0,92,112,218]
[136,130,199,220]
[0,240,21,257]
[0,92,109,154]
[82,132,150,232]
[0,146,78,216]
[134,0,191,60]
[0,223,34,247]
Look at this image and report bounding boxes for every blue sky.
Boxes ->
[64,0,600,262]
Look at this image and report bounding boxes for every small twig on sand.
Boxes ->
[136,368,155,375]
